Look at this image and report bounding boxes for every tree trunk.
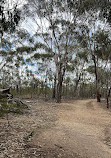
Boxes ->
[92,54,101,102]
[56,79,62,103]
[106,86,111,108]
[44,78,47,99]
[73,74,81,97]
[16,85,19,93]
[65,83,68,96]
[97,88,101,102]
[56,64,65,103]
[52,74,56,99]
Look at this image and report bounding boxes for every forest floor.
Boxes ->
[0,99,111,158]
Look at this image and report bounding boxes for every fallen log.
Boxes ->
[0,88,13,99]
[0,88,10,94]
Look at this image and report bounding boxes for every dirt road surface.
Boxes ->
[0,99,111,158]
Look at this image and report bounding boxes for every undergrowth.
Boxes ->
[0,98,28,117]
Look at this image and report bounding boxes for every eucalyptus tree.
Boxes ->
[81,29,111,102]
[0,39,16,87]
[77,0,111,24]
[24,0,90,102]
[21,0,111,103]
[66,48,88,97]
[52,73,56,99]
[0,0,21,42]
[73,0,111,102]
[100,67,111,108]
[0,0,22,90]
[0,44,25,89]
[90,30,111,102]
[63,76,71,97]
[0,34,33,90]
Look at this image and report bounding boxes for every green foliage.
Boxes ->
[87,66,95,74]
[34,43,53,53]
[0,98,28,117]
[0,0,21,36]
[16,46,34,53]
[0,0,111,102]
[66,64,74,72]
[92,30,111,60]
[0,50,7,56]
[77,51,88,62]
[17,30,30,40]
[34,53,53,59]
[77,0,111,24]
[1,39,12,50]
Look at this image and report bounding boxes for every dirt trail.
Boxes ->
[1,99,111,157]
